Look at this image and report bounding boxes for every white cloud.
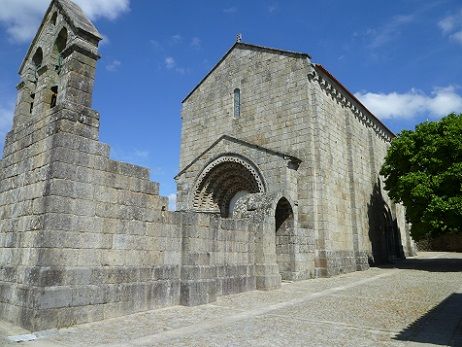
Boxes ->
[267,4,278,13]
[438,11,462,45]
[355,86,462,120]
[163,57,188,74]
[223,7,237,14]
[190,37,201,48]
[367,14,415,49]
[438,16,455,33]
[168,193,176,211]
[74,0,130,20]
[165,56,175,69]
[451,31,462,44]
[105,59,121,72]
[0,0,130,42]
[171,34,182,43]
[150,39,163,51]
[134,149,149,158]
[99,33,110,45]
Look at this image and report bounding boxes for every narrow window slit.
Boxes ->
[50,86,58,108]
[30,93,35,113]
[234,88,241,118]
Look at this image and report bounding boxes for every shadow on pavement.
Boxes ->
[394,293,462,346]
[379,257,462,272]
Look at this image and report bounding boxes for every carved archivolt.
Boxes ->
[308,66,393,142]
[191,155,266,217]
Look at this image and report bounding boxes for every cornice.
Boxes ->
[308,65,394,142]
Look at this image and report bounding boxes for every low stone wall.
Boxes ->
[179,214,257,306]
[0,209,262,330]
[0,101,265,330]
[417,233,462,252]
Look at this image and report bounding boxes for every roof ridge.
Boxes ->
[237,42,311,59]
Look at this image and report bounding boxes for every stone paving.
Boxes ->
[1,252,461,347]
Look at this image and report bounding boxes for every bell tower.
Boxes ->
[13,0,101,131]
[0,0,103,330]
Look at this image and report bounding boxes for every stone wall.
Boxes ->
[0,98,272,330]
[179,213,257,306]
[0,0,416,332]
[0,96,268,330]
[179,45,318,279]
[0,116,264,330]
[179,43,416,279]
[308,65,415,270]
[0,1,267,331]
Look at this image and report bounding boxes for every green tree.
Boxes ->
[380,113,462,240]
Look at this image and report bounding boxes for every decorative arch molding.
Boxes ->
[190,154,267,217]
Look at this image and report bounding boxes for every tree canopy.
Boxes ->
[380,113,462,240]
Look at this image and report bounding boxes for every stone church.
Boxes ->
[0,0,415,331]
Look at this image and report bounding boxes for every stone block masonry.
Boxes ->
[177,42,416,279]
[0,0,415,331]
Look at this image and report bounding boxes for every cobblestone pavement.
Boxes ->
[1,252,461,347]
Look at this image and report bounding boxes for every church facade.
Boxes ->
[0,0,415,331]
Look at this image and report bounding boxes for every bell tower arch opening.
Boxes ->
[275,197,294,280]
[191,155,265,217]
[53,27,68,71]
[32,48,43,69]
[28,47,44,114]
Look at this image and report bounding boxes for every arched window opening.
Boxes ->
[233,88,241,118]
[50,86,58,108]
[50,12,58,25]
[32,48,43,69]
[275,197,294,280]
[53,28,68,73]
[29,48,43,84]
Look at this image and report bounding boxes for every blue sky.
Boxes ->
[0,0,461,208]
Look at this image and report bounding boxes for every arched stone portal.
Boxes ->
[275,197,294,280]
[192,155,265,217]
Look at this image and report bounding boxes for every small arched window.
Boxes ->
[53,28,68,73]
[31,47,43,82]
[50,12,58,25]
[32,48,43,72]
[234,88,241,118]
[29,48,43,114]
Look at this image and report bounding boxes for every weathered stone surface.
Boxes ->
[177,41,416,280]
[0,0,416,333]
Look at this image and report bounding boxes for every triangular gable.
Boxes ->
[182,42,311,103]
[19,0,102,74]
[175,135,301,179]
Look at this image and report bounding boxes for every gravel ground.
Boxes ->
[1,252,461,347]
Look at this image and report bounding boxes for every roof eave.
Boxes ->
[314,64,396,139]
